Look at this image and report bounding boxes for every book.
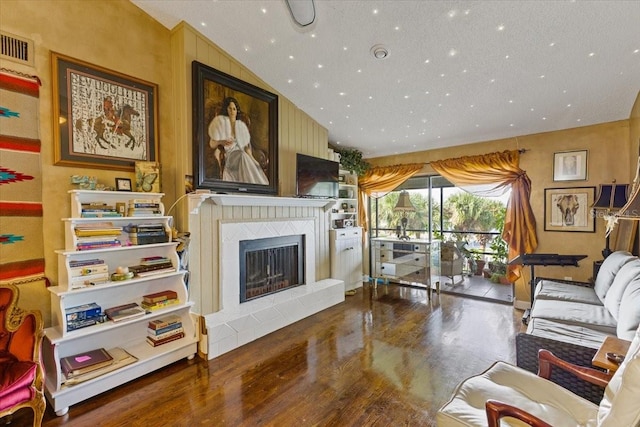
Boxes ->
[146,331,185,347]
[69,263,108,277]
[148,314,182,330]
[64,347,137,386]
[66,303,101,322]
[141,298,179,311]
[61,348,113,378]
[68,258,105,268]
[66,317,99,332]
[147,326,184,341]
[104,303,146,322]
[142,290,178,304]
[147,321,182,336]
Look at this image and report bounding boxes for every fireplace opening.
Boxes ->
[239,235,305,303]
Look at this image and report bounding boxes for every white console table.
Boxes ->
[371,237,441,299]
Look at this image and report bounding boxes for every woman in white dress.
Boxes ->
[208,96,268,185]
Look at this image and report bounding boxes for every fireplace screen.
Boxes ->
[239,235,305,303]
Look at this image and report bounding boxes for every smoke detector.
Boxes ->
[371,44,389,60]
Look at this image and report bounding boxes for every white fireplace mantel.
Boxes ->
[188,193,336,214]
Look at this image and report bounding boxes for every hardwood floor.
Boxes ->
[9,284,523,427]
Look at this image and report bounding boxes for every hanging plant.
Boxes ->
[336,148,370,176]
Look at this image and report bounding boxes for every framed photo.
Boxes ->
[52,52,158,171]
[135,161,161,193]
[192,61,278,195]
[553,150,588,181]
[544,187,596,232]
[115,178,132,192]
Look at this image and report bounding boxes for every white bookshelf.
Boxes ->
[43,190,197,416]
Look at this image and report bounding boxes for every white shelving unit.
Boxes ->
[331,168,358,229]
[43,190,197,416]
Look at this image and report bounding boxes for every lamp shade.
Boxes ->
[394,190,416,212]
[591,184,629,211]
[617,184,640,220]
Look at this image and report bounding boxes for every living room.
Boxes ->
[2,1,640,425]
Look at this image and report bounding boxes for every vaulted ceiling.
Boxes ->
[133,0,640,158]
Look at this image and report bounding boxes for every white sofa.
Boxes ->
[516,251,640,402]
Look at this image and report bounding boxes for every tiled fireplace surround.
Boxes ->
[188,194,345,360]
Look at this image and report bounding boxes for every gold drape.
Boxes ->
[358,163,424,232]
[430,150,538,281]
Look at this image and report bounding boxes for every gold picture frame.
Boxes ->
[544,187,596,232]
[52,52,159,171]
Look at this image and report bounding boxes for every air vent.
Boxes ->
[1,31,34,66]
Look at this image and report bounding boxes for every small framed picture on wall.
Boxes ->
[553,150,588,181]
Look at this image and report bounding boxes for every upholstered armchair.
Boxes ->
[437,324,640,426]
[440,242,464,285]
[0,283,45,426]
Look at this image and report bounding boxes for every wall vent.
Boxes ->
[1,31,34,66]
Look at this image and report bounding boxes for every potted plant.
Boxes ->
[336,148,370,176]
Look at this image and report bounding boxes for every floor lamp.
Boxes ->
[394,190,415,241]
[591,182,629,258]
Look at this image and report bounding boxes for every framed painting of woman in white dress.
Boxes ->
[192,61,278,195]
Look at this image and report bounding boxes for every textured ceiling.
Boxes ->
[132,0,640,159]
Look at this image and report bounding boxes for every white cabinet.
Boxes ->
[330,227,363,291]
[43,190,197,416]
[331,168,358,229]
[371,237,441,298]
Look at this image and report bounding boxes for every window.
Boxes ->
[369,175,509,262]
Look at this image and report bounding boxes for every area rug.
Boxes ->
[0,70,45,284]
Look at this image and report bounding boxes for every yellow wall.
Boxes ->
[368,120,632,305]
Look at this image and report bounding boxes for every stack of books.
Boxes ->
[74,222,122,251]
[62,347,138,386]
[65,302,103,332]
[141,290,179,312]
[146,314,184,347]
[129,257,175,277]
[61,348,114,380]
[68,258,108,289]
[104,302,146,323]
[128,223,168,245]
[80,202,122,218]
[127,198,162,217]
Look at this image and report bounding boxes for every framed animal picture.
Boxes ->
[544,187,595,232]
[52,52,158,171]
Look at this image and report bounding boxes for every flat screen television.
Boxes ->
[296,153,339,199]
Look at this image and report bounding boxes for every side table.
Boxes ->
[592,336,631,372]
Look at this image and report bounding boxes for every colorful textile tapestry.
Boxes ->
[0,71,45,284]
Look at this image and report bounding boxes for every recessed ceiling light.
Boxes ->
[440,73,445,77]
[470,104,474,108]
[462,69,468,73]
[476,124,480,127]
[509,124,514,127]
[404,95,409,99]
[448,10,457,18]
[509,100,513,103]
[270,39,276,44]
[289,55,294,60]
[549,42,556,47]
[567,104,572,107]
[542,117,547,120]
[505,55,510,59]
[368,96,373,99]
[339,92,346,96]
[445,93,450,97]
[449,48,457,57]
[373,9,378,15]
[497,24,505,31]
[313,82,320,88]
[425,59,430,64]
[577,119,581,122]
[318,64,323,68]
[287,79,293,83]
[200,22,207,27]
[589,52,595,57]
[490,79,496,83]
[395,26,400,31]
[634,49,639,54]
[343,46,348,51]
[261,8,267,14]
[244,46,250,52]
[311,34,316,38]
[357,69,362,73]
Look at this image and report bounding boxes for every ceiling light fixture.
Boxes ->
[285,0,316,27]
[371,44,389,59]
